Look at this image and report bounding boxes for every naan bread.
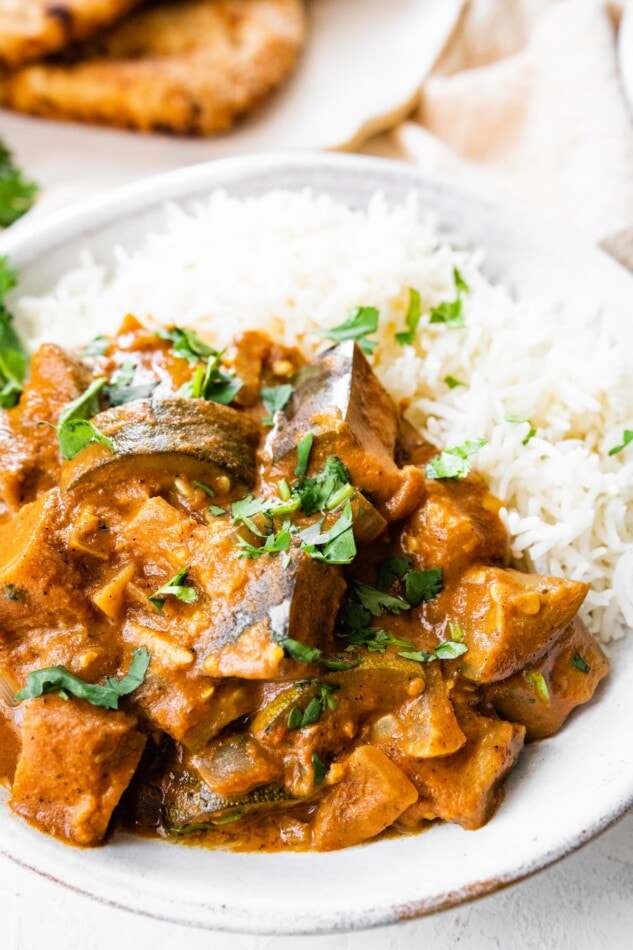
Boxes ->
[0,0,306,136]
[0,0,140,68]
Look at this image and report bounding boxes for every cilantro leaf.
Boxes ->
[80,335,109,358]
[157,325,217,363]
[505,413,537,445]
[313,306,379,355]
[395,288,422,346]
[608,429,633,456]
[0,257,29,408]
[312,752,329,785]
[404,568,444,606]
[353,580,410,617]
[15,647,151,710]
[58,377,107,427]
[429,267,470,328]
[526,669,550,703]
[344,628,415,653]
[149,567,198,611]
[261,383,293,426]
[287,683,339,730]
[292,455,351,514]
[377,555,412,590]
[281,638,359,671]
[105,362,158,406]
[444,375,467,390]
[179,353,242,405]
[425,437,486,480]
[0,142,38,227]
[295,433,314,477]
[572,653,590,673]
[300,501,357,565]
[237,527,292,560]
[57,419,114,461]
[398,640,467,664]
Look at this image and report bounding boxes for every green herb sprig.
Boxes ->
[149,567,198,611]
[0,142,38,227]
[313,307,379,355]
[425,437,486,480]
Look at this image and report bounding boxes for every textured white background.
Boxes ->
[2,809,633,948]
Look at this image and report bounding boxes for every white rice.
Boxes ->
[13,190,633,643]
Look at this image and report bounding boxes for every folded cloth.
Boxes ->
[364,0,633,270]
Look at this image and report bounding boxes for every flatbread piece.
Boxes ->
[0,0,140,68]
[0,0,307,136]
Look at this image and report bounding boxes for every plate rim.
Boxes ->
[0,151,632,935]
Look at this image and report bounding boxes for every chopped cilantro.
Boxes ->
[237,526,292,560]
[444,375,467,389]
[105,362,158,406]
[148,567,198,611]
[179,353,242,405]
[395,288,422,345]
[281,638,359,671]
[353,580,410,617]
[157,325,217,363]
[312,752,329,785]
[313,306,379,355]
[608,430,633,456]
[15,647,150,710]
[292,455,351,514]
[57,419,114,461]
[0,257,28,408]
[505,413,537,445]
[287,682,339,730]
[526,669,550,703]
[429,268,470,328]
[398,640,468,664]
[80,335,109,358]
[377,555,412,590]
[404,568,444,606]
[207,504,227,517]
[0,142,38,227]
[261,383,293,426]
[425,437,486,480]
[572,653,591,674]
[300,501,356,565]
[295,433,314,477]
[344,628,415,654]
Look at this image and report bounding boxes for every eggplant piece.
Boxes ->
[265,341,425,521]
[485,617,609,740]
[161,762,300,833]
[189,734,281,797]
[198,547,347,679]
[61,397,260,491]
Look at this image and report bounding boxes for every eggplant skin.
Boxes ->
[61,397,260,490]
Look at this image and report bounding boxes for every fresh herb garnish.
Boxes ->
[295,433,314,477]
[292,455,351,514]
[157,325,217,363]
[299,501,357,565]
[312,752,329,785]
[526,669,550,703]
[15,647,151,710]
[444,375,467,389]
[148,567,198,611]
[0,257,28,408]
[58,377,107,427]
[395,288,422,346]
[57,420,115,461]
[281,638,359,671]
[80,335,109,358]
[0,142,38,227]
[105,362,158,406]
[352,580,410,617]
[313,306,379,355]
[608,429,633,456]
[287,682,339,730]
[4,583,25,602]
[429,267,470,328]
[237,526,293,560]
[425,437,486,480]
[572,653,591,673]
[261,383,293,426]
[377,555,412,590]
[179,352,242,405]
[505,413,537,445]
[194,480,215,497]
[404,568,444,606]
[344,627,415,653]
[207,504,227,517]
[398,640,468,664]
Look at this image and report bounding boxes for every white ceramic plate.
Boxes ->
[0,153,632,935]
[1,0,463,213]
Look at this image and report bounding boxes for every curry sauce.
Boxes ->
[0,318,609,851]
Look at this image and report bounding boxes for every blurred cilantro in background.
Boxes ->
[0,140,38,227]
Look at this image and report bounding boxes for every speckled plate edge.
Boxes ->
[0,152,631,936]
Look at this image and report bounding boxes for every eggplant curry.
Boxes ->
[0,312,609,851]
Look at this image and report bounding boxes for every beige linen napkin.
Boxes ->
[364,0,633,270]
